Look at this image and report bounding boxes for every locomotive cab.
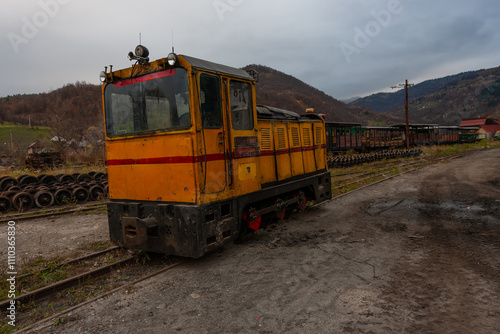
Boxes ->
[101,46,331,257]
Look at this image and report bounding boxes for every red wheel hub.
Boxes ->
[243,208,261,230]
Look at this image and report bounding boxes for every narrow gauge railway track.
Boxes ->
[15,260,183,334]
[327,148,422,168]
[13,246,121,282]
[330,158,424,179]
[329,154,462,197]
[0,247,132,310]
[0,202,106,224]
[332,159,425,184]
[2,246,183,332]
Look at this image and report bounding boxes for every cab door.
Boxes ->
[226,79,260,195]
[199,73,227,194]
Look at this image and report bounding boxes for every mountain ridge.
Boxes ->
[350,66,500,125]
[243,64,399,125]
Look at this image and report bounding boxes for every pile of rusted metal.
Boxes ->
[25,152,64,170]
[0,172,108,212]
[328,149,422,168]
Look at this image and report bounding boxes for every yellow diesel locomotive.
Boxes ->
[100,45,331,257]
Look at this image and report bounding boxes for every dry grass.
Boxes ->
[420,139,500,158]
[330,140,500,197]
[0,163,106,179]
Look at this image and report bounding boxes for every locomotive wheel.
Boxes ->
[89,185,104,201]
[19,175,38,186]
[23,185,35,193]
[276,206,286,220]
[57,174,75,183]
[0,177,18,191]
[35,190,55,208]
[275,198,287,220]
[77,174,92,182]
[72,187,89,203]
[16,175,29,182]
[80,182,91,190]
[28,188,40,196]
[1,191,17,199]
[40,175,58,185]
[54,189,72,205]
[243,208,261,231]
[12,192,34,211]
[92,172,106,181]
[297,192,307,212]
[0,196,12,212]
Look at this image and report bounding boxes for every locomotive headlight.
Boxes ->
[135,45,149,58]
[167,52,178,66]
[99,71,106,83]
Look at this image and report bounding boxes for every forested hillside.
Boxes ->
[245,65,399,125]
[0,82,103,142]
[0,82,103,158]
[350,66,500,125]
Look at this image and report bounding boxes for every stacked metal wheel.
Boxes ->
[0,172,108,212]
[328,149,422,168]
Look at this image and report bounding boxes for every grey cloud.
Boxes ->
[1,0,500,101]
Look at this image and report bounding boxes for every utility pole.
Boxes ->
[391,80,414,149]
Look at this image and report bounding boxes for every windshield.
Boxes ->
[104,68,190,137]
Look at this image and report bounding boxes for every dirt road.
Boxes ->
[23,148,500,333]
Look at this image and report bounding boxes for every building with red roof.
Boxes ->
[459,118,500,139]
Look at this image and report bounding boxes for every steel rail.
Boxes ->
[316,154,463,206]
[15,246,121,281]
[0,202,106,224]
[0,256,135,310]
[14,260,184,334]
[332,160,426,190]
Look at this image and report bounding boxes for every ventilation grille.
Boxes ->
[291,127,300,147]
[303,128,311,146]
[315,127,323,145]
[277,128,286,149]
[261,128,271,150]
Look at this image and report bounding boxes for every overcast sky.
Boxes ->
[2,0,500,100]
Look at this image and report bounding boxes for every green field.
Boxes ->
[0,123,53,150]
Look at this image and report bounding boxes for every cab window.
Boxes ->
[229,80,253,130]
[199,74,222,128]
[104,68,190,137]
